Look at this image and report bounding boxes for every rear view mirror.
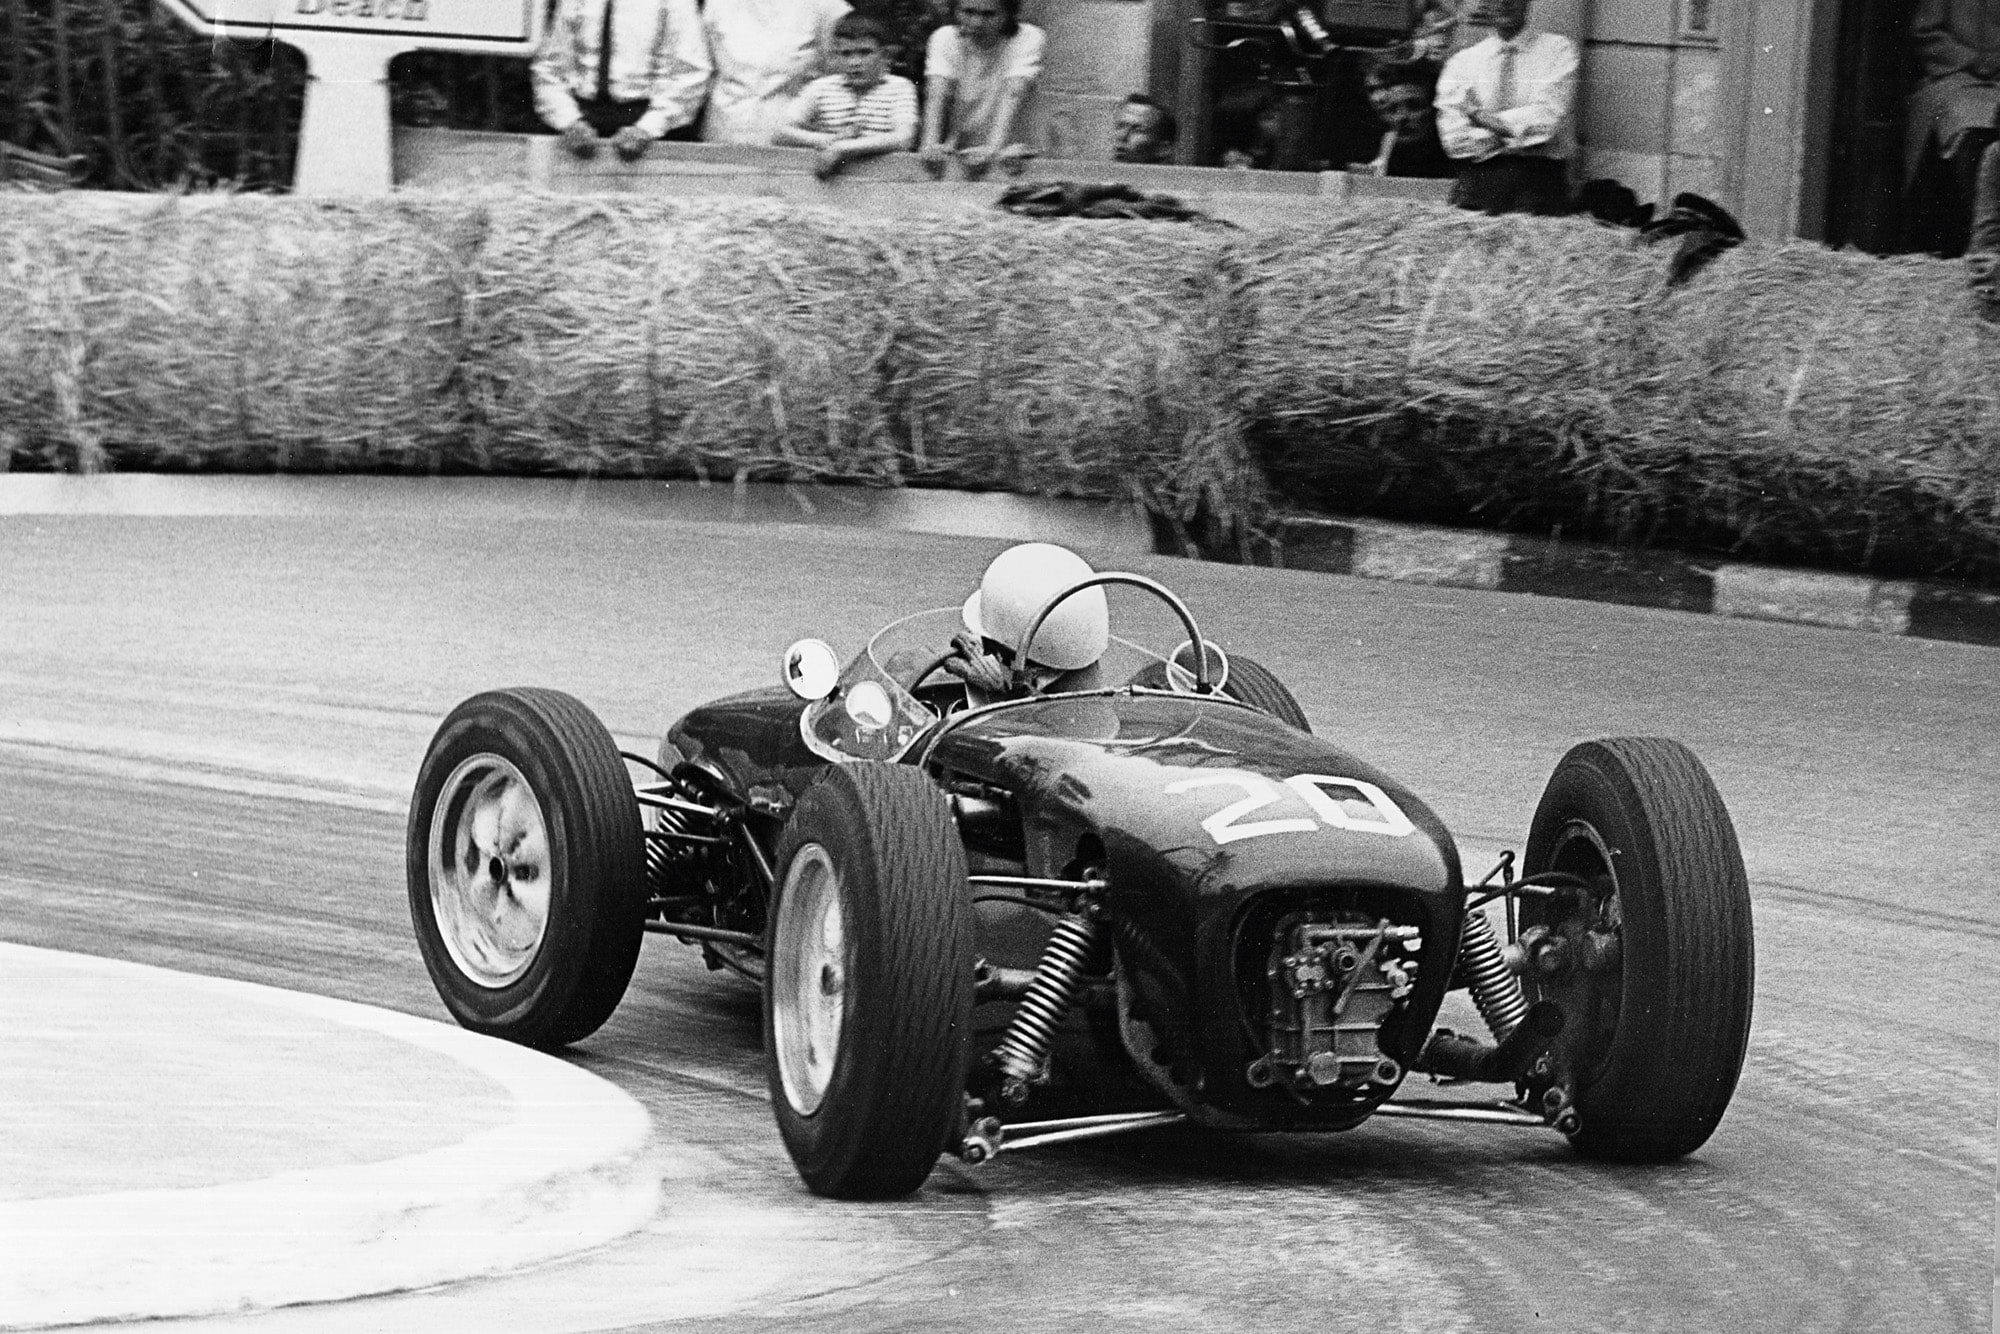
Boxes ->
[782,639,841,701]
[1168,639,1231,693]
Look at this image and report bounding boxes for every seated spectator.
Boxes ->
[1112,94,1178,165]
[531,0,712,161]
[1214,82,1282,170]
[1906,0,2000,255]
[702,0,852,146]
[1354,59,1453,178]
[774,14,919,177]
[918,0,1045,178]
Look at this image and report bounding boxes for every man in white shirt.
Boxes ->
[1434,0,1578,215]
[532,0,712,162]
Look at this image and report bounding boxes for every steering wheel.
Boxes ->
[902,650,960,693]
[1015,573,1216,696]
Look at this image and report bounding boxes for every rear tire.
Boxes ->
[766,762,974,1199]
[1522,737,1754,1162]
[407,688,648,1050]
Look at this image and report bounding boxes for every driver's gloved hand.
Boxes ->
[944,631,1014,695]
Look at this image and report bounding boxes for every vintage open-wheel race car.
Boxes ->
[406,560,1755,1199]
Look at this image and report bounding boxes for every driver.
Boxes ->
[945,542,1109,699]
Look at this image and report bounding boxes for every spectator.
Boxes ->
[1408,0,1464,62]
[1214,82,1281,170]
[702,0,852,146]
[1906,0,2000,255]
[1435,0,1577,215]
[1112,94,1178,165]
[1355,59,1453,179]
[531,0,712,161]
[918,0,1045,178]
[774,14,920,177]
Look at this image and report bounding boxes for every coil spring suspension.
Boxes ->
[644,803,698,893]
[991,910,1100,1098]
[1459,908,1529,1041]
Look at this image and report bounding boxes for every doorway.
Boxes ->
[1820,0,2000,255]
[1819,0,1911,252]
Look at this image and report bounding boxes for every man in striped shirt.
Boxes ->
[774,14,919,178]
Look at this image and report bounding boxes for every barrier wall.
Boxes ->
[391,128,1453,228]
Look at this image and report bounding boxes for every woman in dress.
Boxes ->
[916,0,1044,176]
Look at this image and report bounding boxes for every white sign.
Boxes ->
[154,0,544,194]
[157,0,537,49]
[155,0,536,49]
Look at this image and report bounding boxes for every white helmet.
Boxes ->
[961,543,1109,672]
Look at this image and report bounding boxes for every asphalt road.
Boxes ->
[1,500,1993,1333]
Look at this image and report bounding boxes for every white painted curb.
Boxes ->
[0,945,659,1330]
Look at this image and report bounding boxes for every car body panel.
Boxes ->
[924,693,1464,1122]
[671,683,1467,1125]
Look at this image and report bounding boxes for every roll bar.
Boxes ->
[1015,573,1215,695]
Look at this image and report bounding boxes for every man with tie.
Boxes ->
[1434,0,1578,215]
[532,0,713,162]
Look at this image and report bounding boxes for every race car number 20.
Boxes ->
[1166,771,1416,845]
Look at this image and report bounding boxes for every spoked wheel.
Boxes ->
[408,688,648,1050]
[766,762,973,1200]
[1521,737,1755,1162]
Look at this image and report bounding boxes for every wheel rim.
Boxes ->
[428,754,554,989]
[772,842,847,1117]
[1539,820,1626,1084]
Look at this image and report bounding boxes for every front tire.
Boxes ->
[407,688,648,1050]
[765,763,973,1200]
[1130,651,1312,732]
[1522,737,1754,1162]
[1218,654,1312,732]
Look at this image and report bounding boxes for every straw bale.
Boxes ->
[0,194,470,471]
[465,197,904,478]
[1639,244,2000,575]
[865,213,1253,533]
[1238,204,2000,580]
[2,189,1993,581]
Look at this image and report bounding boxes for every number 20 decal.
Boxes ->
[1165,771,1417,845]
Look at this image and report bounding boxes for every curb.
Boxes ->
[0,473,1159,559]
[4,474,1994,646]
[0,944,660,1329]
[1271,515,2000,648]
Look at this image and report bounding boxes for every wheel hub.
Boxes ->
[1529,822,1626,1089]
[773,843,848,1117]
[428,754,553,989]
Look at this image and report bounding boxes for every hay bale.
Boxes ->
[1,189,1992,582]
[1640,244,2000,576]
[464,198,1254,527]
[1239,206,1667,528]
[0,193,470,471]
[871,213,1253,536]
[465,197,904,478]
[1239,204,2000,580]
